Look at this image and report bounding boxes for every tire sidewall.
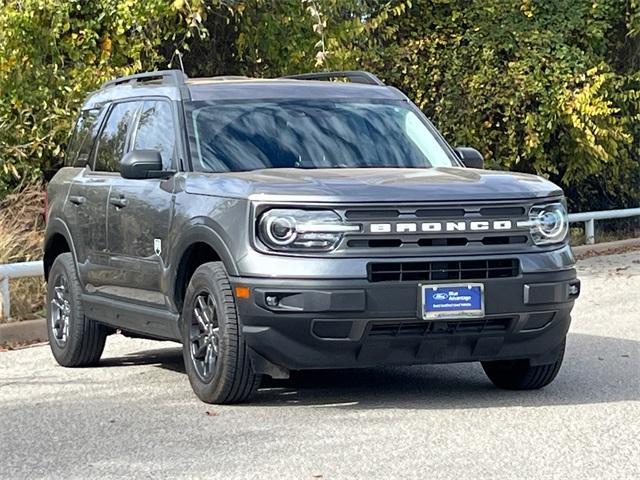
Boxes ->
[47,253,84,365]
[181,266,234,401]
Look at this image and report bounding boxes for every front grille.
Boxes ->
[337,201,535,255]
[482,235,527,245]
[368,259,519,282]
[369,318,512,337]
[348,236,529,249]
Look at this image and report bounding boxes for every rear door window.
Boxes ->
[93,101,141,172]
[131,100,176,170]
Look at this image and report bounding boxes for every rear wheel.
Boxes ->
[181,262,260,404]
[482,340,566,390]
[47,253,107,367]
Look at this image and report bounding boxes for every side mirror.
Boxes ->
[455,147,484,169]
[120,150,171,179]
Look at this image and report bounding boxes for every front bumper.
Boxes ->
[231,269,580,376]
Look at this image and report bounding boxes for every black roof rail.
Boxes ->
[102,69,188,89]
[282,70,385,86]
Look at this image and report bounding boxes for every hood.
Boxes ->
[184,167,563,203]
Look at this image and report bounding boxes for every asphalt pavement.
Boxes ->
[1,251,639,479]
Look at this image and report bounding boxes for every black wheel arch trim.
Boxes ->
[172,222,238,275]
[43,218,80,281]
[169,222,239,311]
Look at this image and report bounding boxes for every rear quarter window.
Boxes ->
[65,108,102,167]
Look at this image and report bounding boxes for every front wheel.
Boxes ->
[181,262,260,404]
[482,339,566,390]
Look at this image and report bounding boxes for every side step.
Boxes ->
[81,294,181,341]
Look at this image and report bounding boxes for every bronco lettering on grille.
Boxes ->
[369,220,514,233]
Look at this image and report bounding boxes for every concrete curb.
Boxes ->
[573,237,640,259]
[0,318,47,346]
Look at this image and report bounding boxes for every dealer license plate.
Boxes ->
[420,283,485,320]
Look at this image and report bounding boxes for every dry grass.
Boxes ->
[0,182,46,322]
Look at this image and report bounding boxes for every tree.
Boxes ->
[1,0,638,211]
[0,0,206,196]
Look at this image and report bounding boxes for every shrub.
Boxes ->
[0,0,205,197]
[0,0,638,212]
[237,0,640,212]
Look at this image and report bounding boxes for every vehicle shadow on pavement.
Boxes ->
[101,332,639,409]
[252,332,640,409]
[100,347,186,374]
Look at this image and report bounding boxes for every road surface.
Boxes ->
[1,252,639,479]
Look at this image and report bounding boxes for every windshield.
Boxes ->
[186,100,458,172]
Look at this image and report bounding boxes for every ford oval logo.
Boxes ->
[433,292,448,300]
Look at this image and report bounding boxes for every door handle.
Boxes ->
[68,195,86,206]
[109,196,128,208]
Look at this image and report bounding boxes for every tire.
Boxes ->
[47,253,107,367]
[181,262,260,404]
[482,339,566,390]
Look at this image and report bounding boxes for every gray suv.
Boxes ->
[44,70,580,403]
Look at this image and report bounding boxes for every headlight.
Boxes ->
[520,202,569,245]
[258,209,360,251]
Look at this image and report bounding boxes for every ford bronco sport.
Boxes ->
[44,70,580,404]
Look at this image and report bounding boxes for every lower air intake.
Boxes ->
[368,259,519,282]
[368,318,512,337]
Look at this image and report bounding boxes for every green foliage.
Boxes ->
[0,0,638,211]
[393,0,640,210]
[235,1,411,74]
[235,0,639,211]
[0,0,197,196]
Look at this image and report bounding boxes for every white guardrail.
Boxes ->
[0,261,44,320]
[0,208,638,319]
[568,208,640,245]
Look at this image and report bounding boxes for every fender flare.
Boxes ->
[168,222,239,307]
[43,218,79,280]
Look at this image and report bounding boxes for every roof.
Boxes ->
[187,79,405,101]
[82,70,406,109]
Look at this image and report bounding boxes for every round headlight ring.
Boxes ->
[537,209,564,238]
[528,202,569,245]
[264,215,297,246]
